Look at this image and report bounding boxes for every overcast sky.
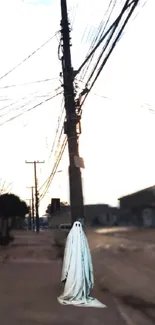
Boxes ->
[0,0,154,215]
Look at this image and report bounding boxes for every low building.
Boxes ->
[49,204,120,227]
[118,185,155,227]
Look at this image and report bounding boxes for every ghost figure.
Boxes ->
[57,221,106,308]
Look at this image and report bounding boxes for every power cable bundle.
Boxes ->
[75,0,146,114]
[39,136,67,201]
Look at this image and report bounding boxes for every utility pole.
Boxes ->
[26,198,32,230]
[60,0,84,224]
[27,186,35,231]
[25,161,44,232]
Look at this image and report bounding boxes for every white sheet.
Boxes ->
[57,221,106,308]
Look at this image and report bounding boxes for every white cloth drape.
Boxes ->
[58,221,106,308]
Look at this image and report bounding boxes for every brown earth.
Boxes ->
[0,229,126,325]
[1,227,155,325]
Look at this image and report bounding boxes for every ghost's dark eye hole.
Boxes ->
[76,223,77,226]
[78,224,80,227]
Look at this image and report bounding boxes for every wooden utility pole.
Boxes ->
[25,161,44,232]
[60,0,84,224]
[26,198,32,230]
[27,186,35,231]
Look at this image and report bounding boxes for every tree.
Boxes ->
[46,204,52,216]
[0,193,29,246]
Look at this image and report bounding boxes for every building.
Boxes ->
[48,204,120,227]
[118,185,155,227]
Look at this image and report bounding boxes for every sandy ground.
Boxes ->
[0,229,126,325]
[0,262,127,325]
[1,227,155,325]
[87,227,155,325]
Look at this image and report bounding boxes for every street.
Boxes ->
[0,227,155,324]
[88,227,155,325]
[0,2,153,325]
[0,260,126,325]
[0,229,126,325]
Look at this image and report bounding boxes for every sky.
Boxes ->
[0,0,154,216]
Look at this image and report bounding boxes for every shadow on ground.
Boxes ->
[118,295,155,323]
[11,243,48,247]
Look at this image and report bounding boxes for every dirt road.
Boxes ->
[0,230,126,325]
[1,227,155,325]
[87,227,155,325]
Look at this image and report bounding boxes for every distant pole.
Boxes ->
[34,161,39,232]
[60,0,84,224]
[25,161,44,233]
[31,186,35,231]
[26,198,32,230]
[27,186,35,231]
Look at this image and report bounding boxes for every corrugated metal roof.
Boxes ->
[118,185,155,200]
[118,185,155,209]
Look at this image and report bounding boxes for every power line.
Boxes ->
[0,91,62,127]
[0,86,60,115]
[70,2,79,29]
[39,123,65,192]
[39,137,67,201]
[0,97,13,101]
[79,0,147,82]
[0,92,55,118]
[77,0,140,113]
[39,125,65,191]
[0,81,60,105]
[79,0,117,82]
[39,100,65,189]
[0,98,35,118]
[0,77,59,89]
[48,98,65,162]
[37,99,65,192]
[40,0,147,210]
[75,0,146,108]
[0,32,58,82]
[75,17,118,77]
[0,91,54,110]
[88,1,139,90]
[116,0,147,42]
[0,100,20,112]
